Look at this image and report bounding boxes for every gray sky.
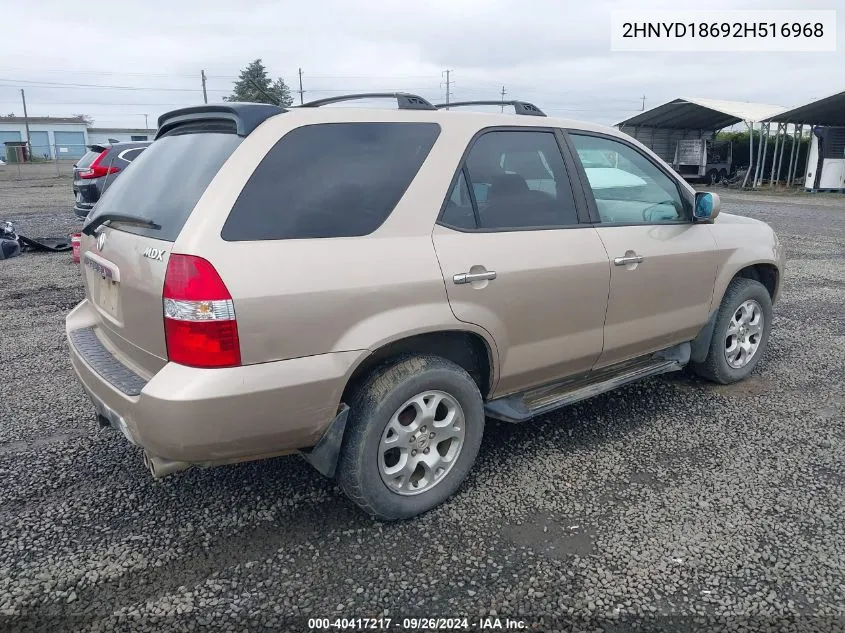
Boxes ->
[1,0,842,129]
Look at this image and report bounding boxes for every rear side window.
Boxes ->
[442,130,579,230]
[116,147,145,164]
[86,133,242,241]
[221,122,441,241]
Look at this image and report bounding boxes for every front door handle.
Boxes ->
[453,270,497,284]
[613,252,645,266]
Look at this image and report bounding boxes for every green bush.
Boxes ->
[716,130,809,181]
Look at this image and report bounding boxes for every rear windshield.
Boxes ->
[85,133,242,241]
[221,122,441,241]
[75,150,101,169]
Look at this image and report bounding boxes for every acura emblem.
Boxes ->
[96,232,106,251]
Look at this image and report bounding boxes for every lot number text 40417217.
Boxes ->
[307,616,528,630]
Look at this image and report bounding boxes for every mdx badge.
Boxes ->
[143,247,166,261]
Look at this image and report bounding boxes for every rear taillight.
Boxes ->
[78,149,120,179]
[162,254,241,368]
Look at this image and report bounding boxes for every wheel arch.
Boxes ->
[733,263,779,301]
[691,262,780,363]
[341,329,497,405]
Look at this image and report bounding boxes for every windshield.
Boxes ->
[577,148,616,168]
[84,133,243,241]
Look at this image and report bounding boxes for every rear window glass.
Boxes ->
[85,133,242,241]
[115,147,146,164]
[76,150,101,169]
[221,122,441,241]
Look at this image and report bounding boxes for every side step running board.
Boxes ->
[484,345,689,423]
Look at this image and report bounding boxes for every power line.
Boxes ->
[2,68,442,81]
[1,67,205,78]
[0,100,193,106]
[0,79,226,92]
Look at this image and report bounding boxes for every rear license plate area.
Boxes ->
[84,255,120,318]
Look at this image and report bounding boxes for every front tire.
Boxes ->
[692,278,773,384]
[337,355,485,521]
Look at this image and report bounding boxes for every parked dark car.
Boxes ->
[73,141,151,218]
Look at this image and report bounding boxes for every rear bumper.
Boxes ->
[66,299,364,463]
[73,181,98,218]
[73,205,92,219]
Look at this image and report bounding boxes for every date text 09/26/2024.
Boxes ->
[307,617,527,630]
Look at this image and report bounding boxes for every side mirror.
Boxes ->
[694,191,721,222]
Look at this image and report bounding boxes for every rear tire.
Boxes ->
[692,278,772,384]
[337,355,484,521]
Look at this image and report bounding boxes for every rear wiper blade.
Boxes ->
[82,214,161,236]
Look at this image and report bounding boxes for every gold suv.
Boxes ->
[67,95,784,520]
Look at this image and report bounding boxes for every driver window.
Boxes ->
[570,133,688,225]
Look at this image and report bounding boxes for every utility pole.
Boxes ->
[298,68,305,105]
[142,114,149,129]
[500,85,507,112]
[641,94,646,111]
[442,69,453,109]
[201,70,208,104]
[20,89,32,159]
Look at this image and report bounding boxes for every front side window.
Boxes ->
[570,133,689,225]
[442,130,579,230]
[222,122,440,241]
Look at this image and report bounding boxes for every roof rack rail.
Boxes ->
[299,93,436,111]
[433,100,546,117]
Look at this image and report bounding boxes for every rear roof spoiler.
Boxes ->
[86,144,108,153]
[156,103,286,139]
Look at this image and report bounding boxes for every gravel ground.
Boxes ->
[1,179,843,633]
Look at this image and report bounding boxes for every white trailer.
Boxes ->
[672,138,733,184]
[804,126,845,192]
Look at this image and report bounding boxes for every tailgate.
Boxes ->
[76,126,245,375]
[80,229,171,376]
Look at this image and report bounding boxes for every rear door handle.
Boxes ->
[613,253,644,266]
[453,270,497,284]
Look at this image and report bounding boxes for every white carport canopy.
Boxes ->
[617,97,785,130]
[762,89,845,190]
[617,98,787,188]
[765,89,845,126]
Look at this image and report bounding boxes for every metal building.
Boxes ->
[87,127,156,145]
[0,115,89,160]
